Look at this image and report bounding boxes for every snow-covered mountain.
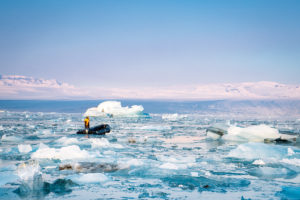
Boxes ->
[0,75,68,88]
[0,75,87,99]
[0,75,300,100]
[106,81,300,100]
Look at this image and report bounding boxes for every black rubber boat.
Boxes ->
[77,124,111,135]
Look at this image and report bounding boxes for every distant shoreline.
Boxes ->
[0,100,300,118]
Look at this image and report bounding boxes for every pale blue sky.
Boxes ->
[0,0,299,87]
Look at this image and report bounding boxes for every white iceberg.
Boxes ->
[16,160,44,191]
[84,101,144,117]
[223,124,280,142]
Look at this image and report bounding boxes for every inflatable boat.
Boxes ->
[77,124,111,135]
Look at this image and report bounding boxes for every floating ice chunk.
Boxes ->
[162,114,187,121]
[159,163,178,170]
[31,145,92,160]
[16,160,44,192]
[118,159,144,169]
[223,124,280,142]
[191,172,198,177]
[56,137,80,146]
[228,143,288,161]
[206,131,222,140]
[38,143,49,149]
[136,125,171,131]
[17,161,41,181]
[84,101,144,117]
[281,158,300,167]
[90,138,110,148]
[126,159,144,166]
[157,155,196,164]
[18,144,32,153]
[1,134,22,142]
[111,143,124,149]
[41,129,52,135]
[70,173,108,184]
[287,148,295,156]
[249,167,291,179]
[252,159,265,165]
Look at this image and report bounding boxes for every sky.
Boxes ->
[0,0,300,89]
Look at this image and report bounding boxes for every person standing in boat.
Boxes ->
[84,116,90,134]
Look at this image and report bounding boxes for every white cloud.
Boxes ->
[0,75,300,100]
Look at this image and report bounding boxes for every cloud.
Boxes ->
[1,75,300,100]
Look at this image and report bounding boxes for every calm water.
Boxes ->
[0,100,299,199]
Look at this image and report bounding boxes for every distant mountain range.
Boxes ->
[1,75,300,100]
[0,75,85,99]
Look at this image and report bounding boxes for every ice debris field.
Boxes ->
[0,101,300,200]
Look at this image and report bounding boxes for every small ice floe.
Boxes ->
[116,158,144,170]
[280,158,300,167]
[56,137,81,146]
[156,155,196,170]
[15,163,77,197]
[18,144,32,153]
[228,143,298,165]
[162,113,187,121]
[252,159,265,165]
[157,155,196,164]
[84,101,145,117]
[159,163,178,170]
[135,125,172,131]
[90,138,110,148]
[206,124,293,143]
[287,148,295,156]
[248,167,294,179]
[16,160,44,192]
[124,159,144,167]
[224,124,280,142]
[1,134,22,142]
[31,145,92,161]
[191,172,198,177]
[69,173,108,184]
[17,161,41,181]
[40,129,52,135]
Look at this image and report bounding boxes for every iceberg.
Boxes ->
[84,101,145,117]
[206,124,296,143]
[223,124,280,142]
[16,160,44,194]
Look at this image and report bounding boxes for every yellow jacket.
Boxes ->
[84,117,90,128]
